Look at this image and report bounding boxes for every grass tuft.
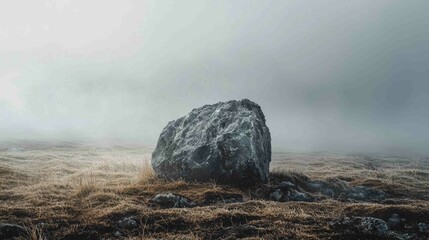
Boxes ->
[0,143,428,239]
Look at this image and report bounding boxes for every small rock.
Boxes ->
[359,217,390,237]
[330,217,390,238]
[269,183,314,202]
[387,214,406,229]
[118,216,138,229]
[418,223,429,233]
[114,231,122,237]
[390,233,418,240]
[278,181,295,190]
[0,223,25,239]
[149,193,197,208]
[269,189,283,201]
[343,186,385,202]
[329,216,413,240]
[287,190,314,202]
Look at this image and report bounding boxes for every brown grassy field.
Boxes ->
[0,141,428,239]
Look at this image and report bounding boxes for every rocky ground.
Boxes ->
[1,141,429,239]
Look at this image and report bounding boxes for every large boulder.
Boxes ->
[151,99,271,186]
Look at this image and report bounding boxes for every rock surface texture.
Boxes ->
[330,216,420,240]
[270,181,315,202]
[149,193,197,208]
[152,99,271,186]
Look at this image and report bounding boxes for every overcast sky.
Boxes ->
[1,0,428,154]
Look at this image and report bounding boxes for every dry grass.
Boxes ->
[0,141,428,239]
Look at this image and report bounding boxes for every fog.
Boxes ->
[1,0,428,154]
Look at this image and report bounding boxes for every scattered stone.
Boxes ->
[202,191,244,204]
[0,223,25,239]
[270,182,314,202]
[342,186,385,202]
[287,190,314,202]
[387,214,406,230]
[278,181,295,190]
[329,216,413,240]
[149,193,197,208]
[330,217,388,238]
[118,216,138,229]
[307,178,386,202]
[358,217,390,237]
[418,223,429,233]
[114,231,122,237]
[151,99,271,186]
[272,174,386,203]
[396,233,418,240]
[269,189,284,202]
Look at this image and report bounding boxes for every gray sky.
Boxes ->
[1,0,428,154]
